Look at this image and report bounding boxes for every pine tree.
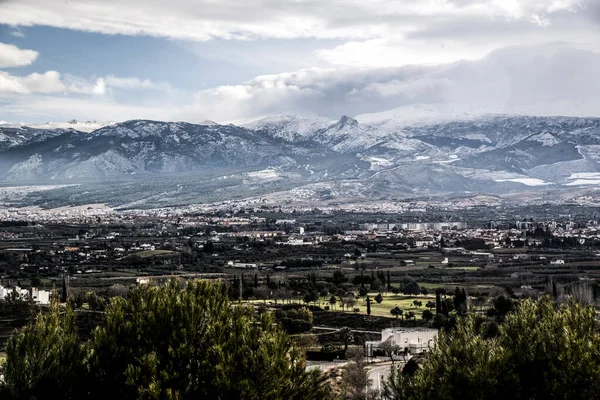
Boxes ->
[61,273,68,303]
[366,295,371,316]
[360,271,364,289]
[3,279,331,399]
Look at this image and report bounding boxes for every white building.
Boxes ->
[31,287,51,305]
[227,261,258,269]
[366,328,438,356]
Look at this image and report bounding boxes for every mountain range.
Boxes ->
[1,113,600,207]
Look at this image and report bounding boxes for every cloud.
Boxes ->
[0,71,172,95]
[104,75,172,91]
[10,28,25,38]
[172,44,600,122]
[0,95,171,122]
[1,44,599,124]
[0,42,38,67]
[1,0,594,71]
[0,0,591,43]
[0,71,105,94]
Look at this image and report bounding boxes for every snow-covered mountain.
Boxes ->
[1,114,600,204]
[0,119,114,133]
[243,114,332,142]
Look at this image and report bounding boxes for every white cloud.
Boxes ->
[10,28,25,38]
[0,0,594,70]
[0,71,65,94]
[0,0,591,43]
[104,75,172,91]
[172,44,600,122]
[0,71,106,94]
[2,44,599,124]
[0,71,171,95]
[0,95,171,122]
[0,42,38,67]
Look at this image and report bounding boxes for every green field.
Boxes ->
[130,250,177,258]
[354,293,436,317]
[447,266,480,271]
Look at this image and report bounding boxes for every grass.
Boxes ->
[447,266,480,271]
[130,250,177,258]
[239,291,436,318]
[358,293,436,317]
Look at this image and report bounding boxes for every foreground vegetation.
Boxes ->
[3,278,600,400]
[383,296,600,400]
[0,280,328,399]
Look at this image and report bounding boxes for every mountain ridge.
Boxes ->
[1,114,600,206]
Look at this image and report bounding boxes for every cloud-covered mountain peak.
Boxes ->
[333,115,359,130]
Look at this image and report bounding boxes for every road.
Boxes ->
[367,362,395,397]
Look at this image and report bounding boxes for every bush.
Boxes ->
[383,296,600,400]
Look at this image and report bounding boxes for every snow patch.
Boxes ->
[566,179,600,186]
[495,178,550,186]
[247,169,279,180]
[526,132,559,146]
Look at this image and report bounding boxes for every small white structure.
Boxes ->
[30,287,51,305]
[441,257,449,265]
[228,261,258,269]
[0,285,8,300]
[0,286,31,301]
[366,328,438,356]
[550,259,565,265]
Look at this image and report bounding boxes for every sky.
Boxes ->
[0,0,599,124]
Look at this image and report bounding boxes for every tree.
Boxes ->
[402,358,420,377]
[339,327,353,353]
[432,313,447,329]
[452,287,467,315]
[406,311,416,325]
[403,282,421,295]
[489,295,515,321]
[390,307,403,319]
[366,295,371,316]
[31,276,42,288]
[2,279,331,400]
[375,293,383,304]
[340,348,371,400]
[382,296,600,400]
[387,271,392,292]
[379,339,400,364]
[382,366,415,400]
[344,293,356,311]
[421,309,434,322]
[61,274,68,303]
[3,294,84,399]
[329,295,337,310]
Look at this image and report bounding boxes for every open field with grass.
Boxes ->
[355,293,436,317]
[242,292,437,319]
[130,250,177,258]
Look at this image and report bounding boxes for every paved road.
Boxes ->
[368,362,401,397]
